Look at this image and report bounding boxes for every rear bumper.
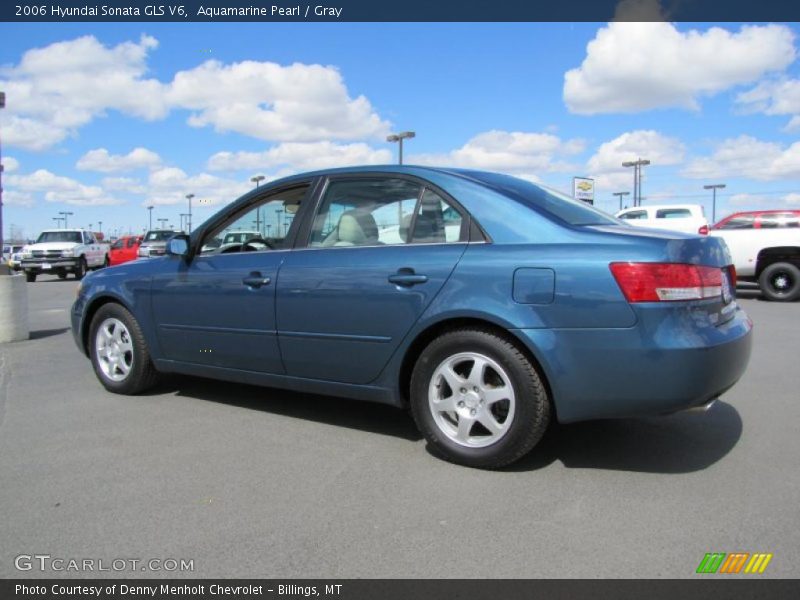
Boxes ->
[513,304,753,423]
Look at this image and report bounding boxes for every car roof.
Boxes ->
[619,204,702,212]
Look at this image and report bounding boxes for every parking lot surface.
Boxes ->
[1,275,798,578]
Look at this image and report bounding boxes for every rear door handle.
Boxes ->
[242,273,271,288]
[388,270,428,287]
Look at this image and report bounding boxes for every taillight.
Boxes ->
[698,225,709,235]
[727,264,736,287]
[610,262,723,302]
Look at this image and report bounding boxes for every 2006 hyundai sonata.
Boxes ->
[71,166,752,468]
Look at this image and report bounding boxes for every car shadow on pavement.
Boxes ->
[505,401,743,473]
[160,374,423,442]
[29,327,70,340]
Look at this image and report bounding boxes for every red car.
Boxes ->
[713,209,800,230]
[108,235,142,266]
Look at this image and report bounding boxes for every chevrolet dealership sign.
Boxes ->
[573,177,595,205]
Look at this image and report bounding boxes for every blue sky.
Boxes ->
[2,20,800,240]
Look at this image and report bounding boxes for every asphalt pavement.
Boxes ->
[1,275,798,578]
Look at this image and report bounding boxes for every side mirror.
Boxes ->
[166,234,190,257]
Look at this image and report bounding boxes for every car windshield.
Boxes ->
[36,231,82,243]
[455,170,619,226]
[144,231,174,242]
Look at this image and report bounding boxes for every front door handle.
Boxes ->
[388,269,428,287]
[242,273,271,288]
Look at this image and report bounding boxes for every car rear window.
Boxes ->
[656,208,692,219]
[455,170,619,226]
[717,214,755,229]
[619,210,647,220]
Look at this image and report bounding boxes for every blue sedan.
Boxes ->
[71,166,752,468]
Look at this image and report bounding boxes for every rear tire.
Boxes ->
[410,328,550,469]
[57,271,67,280]
[25,271,36,282]
[88,303,160,394]
[759,262,800,302]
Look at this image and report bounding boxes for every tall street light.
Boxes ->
[59,211,74,228]
[622,158,650,207]
[0,91,6,259]
[147,205,154,231]
[98,220,102,235]
[185,194,195,234]
[251,175,265,233]
[52,217,64,228]
[387,131,415,165]
[704,184,726,224]
[613,191,630,211]
[157,218,168,229]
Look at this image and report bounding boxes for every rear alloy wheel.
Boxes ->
[410,328,550,469]
[74,257,87,280]
[89,303,159,394]
[759,262,800,302]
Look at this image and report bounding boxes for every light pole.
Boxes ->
[147,205,154,231]
[0,91,5,261]
[157,218,168,229]
[251,175,266,234]
[275,209,284,237]
[387,131,415,165]
[250,175,265,188]
[89,223,93,232]
[59,211,74,228]
[622,158,650,207]
[179,213,190,233]
[704,184,726,224]
[98,220,102,235]
[185,194,194,234]
[613,191,630,211]
[52,217,64,228]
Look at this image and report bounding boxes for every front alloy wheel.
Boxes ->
[95,317,134,382]
[89,303,159,394]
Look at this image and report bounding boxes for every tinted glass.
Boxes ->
[144,230,174,241]
[718,215,755,229]
[620,210,647,220]
[656,209,692,219]
[457,170,619,226]
[126,238,138,248]
[36,231,82,243]
[759,213,800,228]
[410,189,466,243]
[111,240,124,249]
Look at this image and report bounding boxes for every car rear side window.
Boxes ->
[127,238,138,248]
[656,209,692,219]
[620,210,648,220]
[718,214,755,229]
[410,189,466,243]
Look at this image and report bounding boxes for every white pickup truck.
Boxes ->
[21,229,110,282]
[710,210,800,301]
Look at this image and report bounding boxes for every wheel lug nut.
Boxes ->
[460,388,466,394]
[470,409,476,416]
[473,386,478,392]
[458,401,465,407]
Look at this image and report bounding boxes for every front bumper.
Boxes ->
[22,257,79,272]
[513,304,753,423]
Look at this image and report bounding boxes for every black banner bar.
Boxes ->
[3,580,800,600]
[2,0,800,23]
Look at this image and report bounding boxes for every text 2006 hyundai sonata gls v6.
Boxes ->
[71,166,752,468]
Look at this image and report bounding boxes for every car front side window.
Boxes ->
[199,185,308,255]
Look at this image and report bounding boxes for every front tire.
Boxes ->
[25,271,36,282]
[74,257,87,280]
[759,262,800,302]
[89,303,160,394]
[410,328,550,469]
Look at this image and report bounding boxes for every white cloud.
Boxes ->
[586,130,685,190]
[409,130,585,180]
[77,147,162,172]
[145,166,250,208]
[3,190,35,207]
[564,23,795,114]
[0,35,167,151]
[726,192,800,211]
[682,136,800,181]
[207,141,391,173]
[101,176,146,194]
[2,156,20,173]
[168,60,389,142]
[1,36,390,151]
[736,78,800,130]
[7,169,124,206]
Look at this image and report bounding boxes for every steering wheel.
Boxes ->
[242,237,274,251]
